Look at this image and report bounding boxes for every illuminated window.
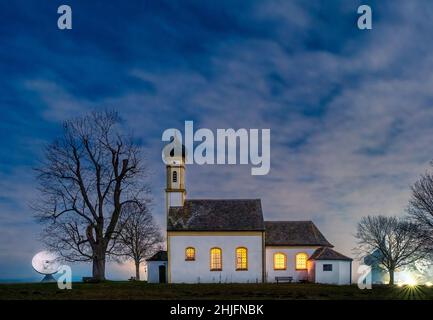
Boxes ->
[185,247,195,261]
[172,171,177,183]
[274,253,287,270]
[210,247,222,271]
[296,253,308,270]
[236,247,248,270]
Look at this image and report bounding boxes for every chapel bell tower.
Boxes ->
[164,139,186,215]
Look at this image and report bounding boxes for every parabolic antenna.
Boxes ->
[31,251,61,282]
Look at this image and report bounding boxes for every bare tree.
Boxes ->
[355,215,427,285]
[115,203,163,280]
[33,111,149,280]
[408,170,433,252]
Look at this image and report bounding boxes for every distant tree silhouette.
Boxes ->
[408,169,433,255]
[115,203,163,280]
[355,215,427,285]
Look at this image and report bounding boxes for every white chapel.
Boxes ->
[147,144,352,285]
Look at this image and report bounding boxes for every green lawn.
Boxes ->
[0,282,432,300]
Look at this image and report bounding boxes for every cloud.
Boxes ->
[2,0,433,280]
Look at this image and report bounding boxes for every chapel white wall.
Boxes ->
[314,260,351,285]
[265,247,319,283]
[147,261,168,283]
[338,261,351,284]
[169,234,263,283]
[167,192,183,207]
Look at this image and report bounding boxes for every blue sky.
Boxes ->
[2,0,433,281]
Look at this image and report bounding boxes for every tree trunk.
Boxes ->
[92,248,106,281]
[135,261,140,280]
[388,268,395,285]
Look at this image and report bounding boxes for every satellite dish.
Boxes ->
[32,251,61,282]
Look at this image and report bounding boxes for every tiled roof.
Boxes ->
[308,247,352,261]
[146,250,168,261]
[264,221,333,247]
[167,199,265,231]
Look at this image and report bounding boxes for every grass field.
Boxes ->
[1,282,432,300]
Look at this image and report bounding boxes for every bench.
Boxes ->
[82,277,99,283]
[275,276,293,284]
[128,277,137,281]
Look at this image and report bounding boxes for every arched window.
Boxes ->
[236,247,248,270]
[210,247,222,271]
[274,252,287,270]
[172,170,178,183]
[296,252,308,270]
[185,247,195,261]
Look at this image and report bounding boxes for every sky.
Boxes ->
[1,0,433,281]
